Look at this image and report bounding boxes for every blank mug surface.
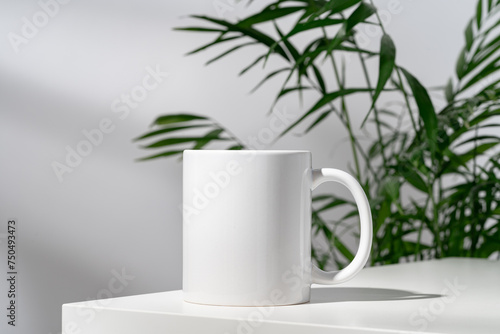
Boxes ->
[183,150,312,306]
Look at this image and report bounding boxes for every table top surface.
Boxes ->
[63,258,500,334]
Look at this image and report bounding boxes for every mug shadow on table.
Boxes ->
[310,287,442,304]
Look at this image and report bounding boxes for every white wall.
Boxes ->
[0,1,474,333]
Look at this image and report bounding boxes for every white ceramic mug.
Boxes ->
[183,150,372,306]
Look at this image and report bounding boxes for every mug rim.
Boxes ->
[184,149,310,155]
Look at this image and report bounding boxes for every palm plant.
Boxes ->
[136,0,500,269]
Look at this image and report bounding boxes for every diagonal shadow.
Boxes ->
[310,287,442,304]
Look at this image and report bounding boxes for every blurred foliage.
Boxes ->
[137,0,500,268]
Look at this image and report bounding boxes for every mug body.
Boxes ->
[183,150,312,306]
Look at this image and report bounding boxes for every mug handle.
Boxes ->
[311,168,373,284]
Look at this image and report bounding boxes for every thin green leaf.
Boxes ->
[305,110,332,133]
[444,142,499,172]
[345,2,376,32]
[469,35,500,73]
[321,4,372,57]
[329,0,363,14]
[206,42,258,65]
[381,177,400,202]
[174,27,224,32]
[454,135,500,148]
[313,194,339,202]
[465,19,474,51]
[277,86,312,98]
[448,110,500,144]
[456,48,467,79]
[280,88,372,137]
[332,235,355,261]
[187,35,241,55]
[239,55,265,76]
[338,209,359,221]
[153,114,208,126]
[362,34,396,126]
[459,141,498,162]
[238,6,306,27]
[459,54,500,91]
[285,18,345,39]
[269,66,297,109]
[400,68,438,153]
[325,24,347,55]
[397,165,428,192]
[369,119,394,131]
[191,15,290,60]
[477,0,483,29]
[250,67,291,93]
[134,124,211,141]
[312,65,326,93]
[317,199,350,213]
[310,0,362,21]
[274,22,300,62]
[375,200,390,233]
[445,78,454,103]
[143,134,228,149]
[193,129,225,149]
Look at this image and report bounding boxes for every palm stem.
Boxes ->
[321,28,362,180]
[355,47,388,166]
[368,0,419,133]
